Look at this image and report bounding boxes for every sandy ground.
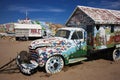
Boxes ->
[0,39,120,80]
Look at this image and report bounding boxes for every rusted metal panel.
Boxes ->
[78,6,120,24]
[66,8,94,27]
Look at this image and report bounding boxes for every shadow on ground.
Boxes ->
[0,59,20,74]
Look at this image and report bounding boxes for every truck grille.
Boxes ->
[30,53,39,61]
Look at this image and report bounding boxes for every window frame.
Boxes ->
[71,30,83,40]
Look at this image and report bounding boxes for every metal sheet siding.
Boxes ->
[78,6,120,24]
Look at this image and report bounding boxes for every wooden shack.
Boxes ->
[66,6,120,51]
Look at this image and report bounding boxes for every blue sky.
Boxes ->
[0,0,120,24]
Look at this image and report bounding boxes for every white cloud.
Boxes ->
[100,0,120,9]
[8,5,65,13]
[8,6,28,13]
[33,17,55,21]
[87,0,120,10]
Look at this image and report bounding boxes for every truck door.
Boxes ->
[69,30,87,59]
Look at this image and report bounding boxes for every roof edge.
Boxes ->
[65,6,78,26]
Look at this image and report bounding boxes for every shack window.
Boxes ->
[71,31,83,39]
[111,25,114,33]
[96,25,100,30]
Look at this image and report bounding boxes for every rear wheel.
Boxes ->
[113,48,120,61]
[45,56,64,74]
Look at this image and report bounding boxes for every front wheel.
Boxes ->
[113,48,120,61]
[45,56,64,74]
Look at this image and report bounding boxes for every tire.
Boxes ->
[45,56,64,74]
[113,48,120,61]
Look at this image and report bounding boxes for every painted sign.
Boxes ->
[30,29,41,34]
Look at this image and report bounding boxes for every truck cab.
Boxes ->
[55,27,87,60]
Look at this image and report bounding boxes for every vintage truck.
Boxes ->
[16,6,120,75]
[16,27,120,75]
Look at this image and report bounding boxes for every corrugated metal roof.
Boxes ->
[78,6,120,24]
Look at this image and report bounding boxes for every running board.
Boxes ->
[69,57,87,64]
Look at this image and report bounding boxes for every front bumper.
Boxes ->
[16,55,38,75]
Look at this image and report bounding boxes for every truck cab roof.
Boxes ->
[59,27,85,31]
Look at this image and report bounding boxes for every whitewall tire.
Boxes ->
[113,48,120,61]
[45,56,64,74]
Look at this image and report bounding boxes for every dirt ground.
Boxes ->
[0,39,120,80]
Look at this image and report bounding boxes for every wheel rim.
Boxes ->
[113,49,120,61]
[46,56,64,74]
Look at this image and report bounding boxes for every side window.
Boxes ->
[111,25,114,33]
[71,31,83,39]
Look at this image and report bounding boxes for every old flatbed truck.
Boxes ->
[16,6,120,75]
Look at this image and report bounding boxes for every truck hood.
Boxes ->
[30,37,72,50]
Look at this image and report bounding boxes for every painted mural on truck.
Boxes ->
[114,26,120,43]
[93,25,120,50]
[29,32,87,66]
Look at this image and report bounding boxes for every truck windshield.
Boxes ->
[55,30,70,39]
